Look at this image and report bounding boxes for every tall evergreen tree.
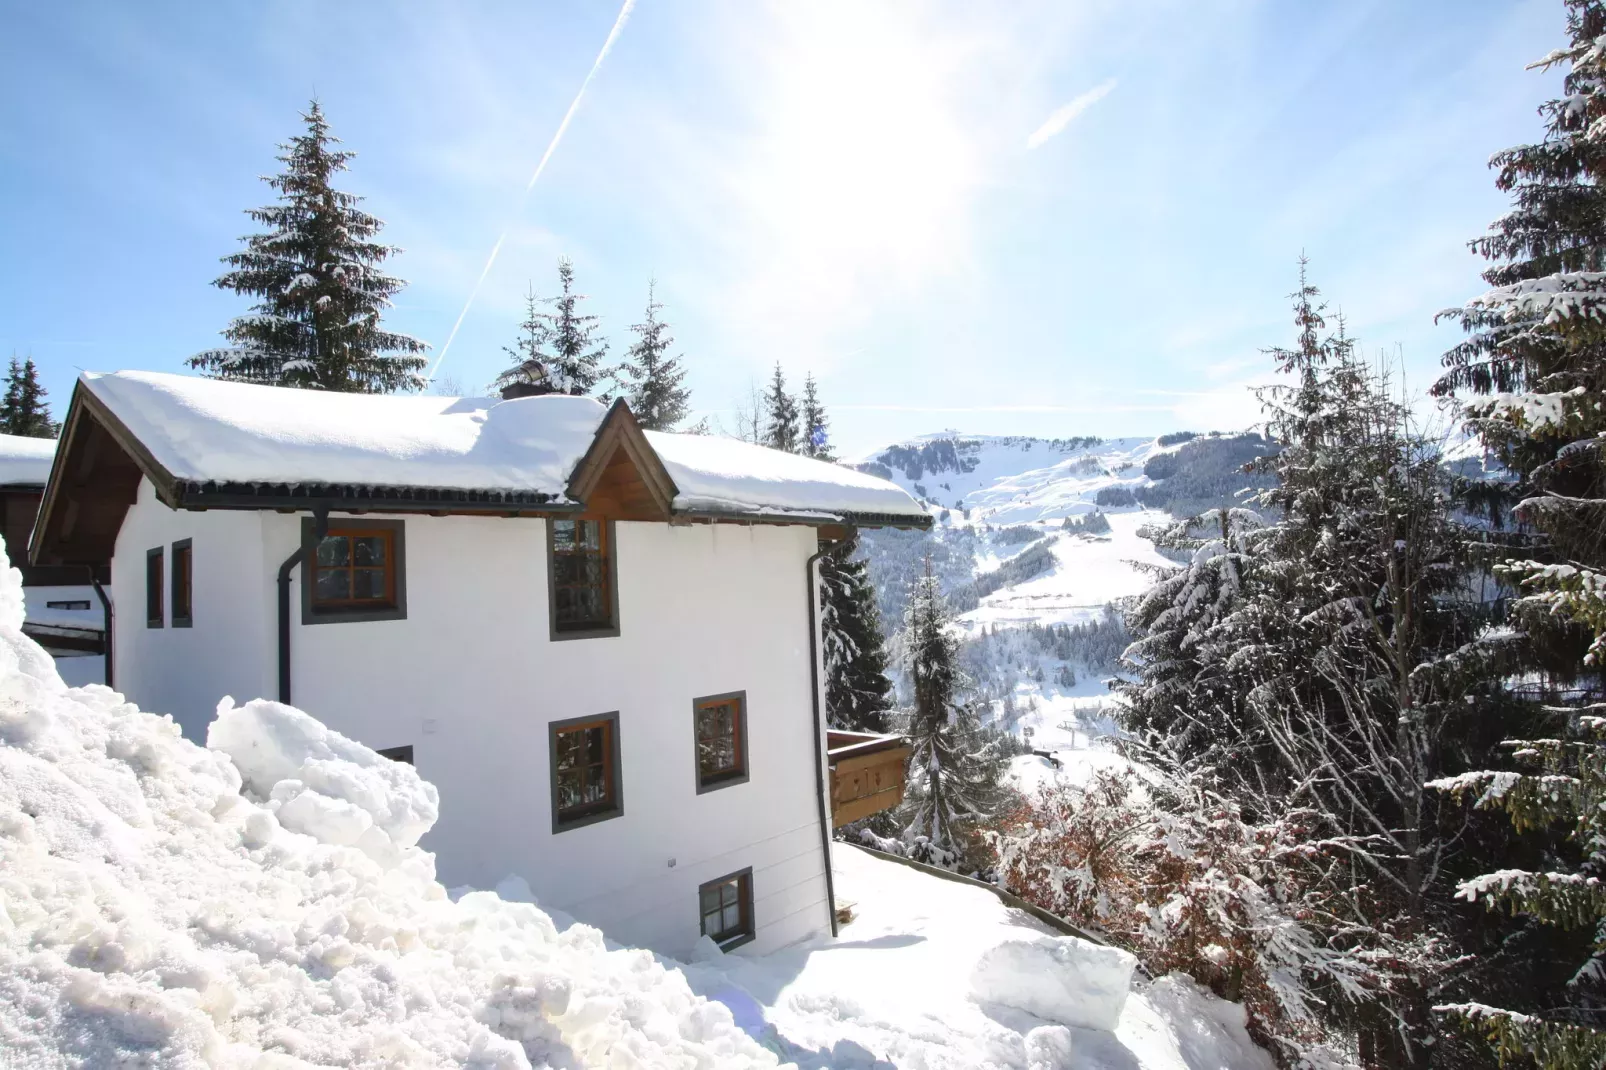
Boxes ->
[900,562,1009,864]
[0,358,56,438]
[1428,5,1606,1061]
[493,287,553,395]
[762,363,799,452]
[618,282,691,430]
[799,373,833,460]
[821,531,894,733]
[190,100,428,392]
[541,258,608,397]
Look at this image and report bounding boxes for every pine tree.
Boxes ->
[618,282,691,430]
[1427,6,1606,1061]
[0,358,56,438]
[540,257,608,397]
[900,562,1009,864]
[821,531,894,733]
[799,373,833,460]
[762,363,799,452]
[492,287,554,395]
[190,100,428,392]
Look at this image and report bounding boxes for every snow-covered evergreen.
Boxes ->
[493,258,608,398]
[0,357,56,438]
[491,286,553,396]
[798,374,833,460]
[617,282,690,431]
[190,101,428,393]
[762,363,799,453]
[820,531,894,734]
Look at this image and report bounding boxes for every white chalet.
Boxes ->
[31,371,929,958]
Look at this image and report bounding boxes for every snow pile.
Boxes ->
[969,936,1136,1032]
[0,547,777,1068]
[0,432,55,487]
[208,697,440,870]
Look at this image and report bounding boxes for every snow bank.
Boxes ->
[0,540,777,1068]
[0,432,54,487]
[969,936,1137,1032]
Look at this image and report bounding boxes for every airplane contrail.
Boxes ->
[428,0,638,382]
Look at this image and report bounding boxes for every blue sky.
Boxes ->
[0,0,1567,458]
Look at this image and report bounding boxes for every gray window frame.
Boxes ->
[546,516,620,641]
[300,517,408,626]
[145,546,163,628]
[693,690,750,795]
[549,710,624,834]
[170,538,193,628]
[698,866,755,950]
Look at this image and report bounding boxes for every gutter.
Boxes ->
[89,568,112,688]
[805,539,840,938]
[277,508,328,704]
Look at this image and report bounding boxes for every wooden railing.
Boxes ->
[826,730,911,828]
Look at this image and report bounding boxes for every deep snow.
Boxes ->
[683,843,1276,1069]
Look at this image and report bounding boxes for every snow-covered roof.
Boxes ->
[82,371,608,499]
[0,432,56,487]
[71,370,927,524]
[646,430,929,521]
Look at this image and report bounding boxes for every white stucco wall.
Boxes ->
[112,480,834,958]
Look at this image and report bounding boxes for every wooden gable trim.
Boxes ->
[31,382,179,568]
[565,400,678,521]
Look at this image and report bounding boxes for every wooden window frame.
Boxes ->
[546,515,619,641]
[693,690,750,794]
[300,517,408,625]
[698,867,755,950]
[145,546,163,628]
[170,538,193,628]
[549,711,624,833]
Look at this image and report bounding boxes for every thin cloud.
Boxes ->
[1026,78,1116,149]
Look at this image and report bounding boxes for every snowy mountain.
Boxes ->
[853,429,1275,748]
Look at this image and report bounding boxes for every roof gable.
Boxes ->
[565,401,678,521]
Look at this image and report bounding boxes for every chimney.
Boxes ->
[500,381,550,400]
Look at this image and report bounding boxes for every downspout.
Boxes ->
[277,508,328,705]
[806,540,840,938]
[88,567,112,689]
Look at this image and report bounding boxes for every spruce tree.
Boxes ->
[821,531,894,733]
[762,363,799,452]
[899,562,1008,865]
[493,287,554,395]
[540,257,608,397]
[1428,5,1606,1061]
[799,373,833,460]
[190,100,428,392]
[618,282,691,430]
[0,358,56,438]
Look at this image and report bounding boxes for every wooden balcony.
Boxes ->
[827,730,911,828]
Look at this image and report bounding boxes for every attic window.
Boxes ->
[301,518,407,625]
[547,517,618,639]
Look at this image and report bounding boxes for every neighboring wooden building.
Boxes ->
[32,371,928,958]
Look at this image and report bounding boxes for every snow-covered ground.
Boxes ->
[958,511,1174,633]
[687,844,1274,1069]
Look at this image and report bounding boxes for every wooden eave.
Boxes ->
[30,382,155,567]
[565,399,678,521]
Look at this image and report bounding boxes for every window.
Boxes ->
[145,547,163,628]
[694,691,749,793]
[699,868,754,949]
[549,711,623,832]
[171,539,193,628]
[377,745,414,765]
[547,516,618,639]
[301,518,407,625]
[46,600,91,611]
